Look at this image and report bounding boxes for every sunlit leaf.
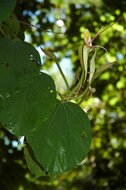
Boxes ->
[28,101,92,176]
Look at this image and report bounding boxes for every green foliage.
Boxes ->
[1,14,20,36]
[0,1,93,177]
[28,101,92,176]
[0,37,40,98]
[24,145,45,178]
[0,0,126,189]
[0,0,16,24]
[0,33,92,176]
[0,74,57,137]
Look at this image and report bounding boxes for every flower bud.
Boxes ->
[84,29,92,46]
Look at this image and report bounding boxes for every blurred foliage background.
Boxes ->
[0,0,126,189]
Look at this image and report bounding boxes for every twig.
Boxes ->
[18,20,64,35]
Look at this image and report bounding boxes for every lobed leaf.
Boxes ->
[0,37,41,98]
[0,73,57,137]
[28,101,92,176]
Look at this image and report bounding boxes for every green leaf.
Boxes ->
[24,144,45,178]
[28,101,92,176]
[0,37,41,98]
[0,0,16,24]
[89,49,97,83]
[93,61,116,80]
[0,73,57,137]
[78,45,83,68]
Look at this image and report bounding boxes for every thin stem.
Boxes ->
[55,61,70,92]
[91,18,120,44]
[5,24,18,38]
[77,84,90,105]
[18,20,64,35]
[0,28,8,37]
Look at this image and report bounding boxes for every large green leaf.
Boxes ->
[0,37,40,98]
[28,101,92,176]
[0,0,16,24]
[0,73,57,137]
